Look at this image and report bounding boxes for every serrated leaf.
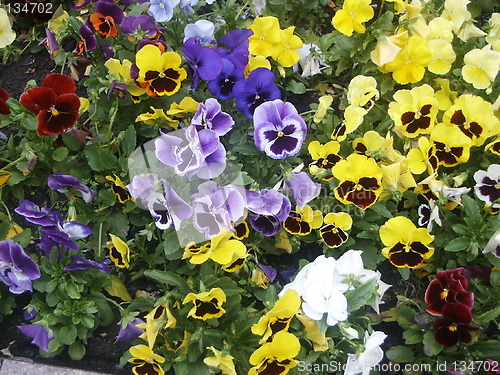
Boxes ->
[61,132,82,152]
[386,345,414,362]
[231,143,261,156]
[287,81,307,94]
[403,328,423,344]
[370,203,393,218]
[444,236,470,252]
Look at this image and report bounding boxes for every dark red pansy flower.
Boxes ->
[0,88,11,117]
[19,73,80,137]
[425,268,474,315]
[433,302,478,348]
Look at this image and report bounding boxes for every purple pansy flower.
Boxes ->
[246,189,291,236]
[217,28,253,71]
[24,307,37,321]
[260,265,277,282]
[116,318,144,343]
[191,98,234,136]
[148,0,180,22]
[39,29,59,59]
[285,172,321,208]
[253,99,307,159]
[39,229,79,257]
[59,221,92,240]
[183,38,223,89]
[147,179,193,230]
[18,324,54,352]
[76,24,97,56]
[155,126,226,179]
[127,173,159,209]
[0,240,41,294]
[474,164,500,209]
[208,59,244,101]
[64,255,112,273]
[14,200,63,227]
[184,19,215,44]
[48,174,96,203]
[233,68,281,119]
[191,181,246,239]
[120,15,159,37]
[95,0,124,25]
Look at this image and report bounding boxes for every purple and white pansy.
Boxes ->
[0,239,41,294]
[474,164,500,209]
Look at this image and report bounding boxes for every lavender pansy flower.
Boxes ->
[183,38,223,89]
[64,256,112,273]
[217,28,253,71]
[247,189,291,236]
[0,240,41,294]
[183,20,215,44]
[285,172,321,208]
[14,200,62,227]
[253,99,307,159]
[39,229,78,257]
[148,0,180,22]
[121,15,158,37]
[474,164,500,209]
[127,173,160,209]
[208,59,244,100]
[148,179,193,230]
[233,67,281,119]
[59,221,92,240]
[191,181,246,239]
[116,318,144,343]
[18,324,54,352]
[48,174,96,203]
[191,98,234,136]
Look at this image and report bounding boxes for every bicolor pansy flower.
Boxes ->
[347,75,379,110]
[136,304,176,349]
[430,123,472,167]
[331,154,383,210]
[474,164,500,210]
[135,44,187,97]
[107,234,130,268]
[232,221,249,240]
[106,175,134,203]
[379,216,434,268]
[331,105,367,142]
[251,289,301,343]
[442,94,499,147]
[248,331,300,375]
[221,252,249,273]
[284,205,322,236]
[319,212,352,248]
[128,344,165,375]
[253,99,307,160]
[308,140,342,181]
[183,287,226,320]
[433,303,478,348]
[388,84,439,138]
[485,135,500,156]
[0,239,41,294]
[88,0,124,39]
[424,268,474,316]
[406,136,439,175]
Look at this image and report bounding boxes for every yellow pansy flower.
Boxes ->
[204,347,237,375]
[183,288,226,320]
[107,234,130,268]
[332,0,374,37]
[128,345,165,375]
[248,16,282,57]
[248,331,300,375]
[135,107,179,129]
[0,9,16,49]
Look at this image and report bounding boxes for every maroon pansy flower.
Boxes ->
[433,302,478,348]
[0,88,10,126]
[425,268,474,315]
[19,73,80,137]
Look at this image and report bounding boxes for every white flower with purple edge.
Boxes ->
[253,99,307,159]
[474,164,500,209]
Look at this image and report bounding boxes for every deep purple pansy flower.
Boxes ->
[48,174,96,203]
[474,164,500,209]
[259,265,277,282]
[116,318,144,343]
[208,59,244,101]
[285,172,321,208]
[253,99,307,159]
[64,255,112,273]
[39,29,59,59]
[76,24,97,56]
[246,189,291,236]
[183,38,223,89]
[24,308,37,321]
[191,98,234,136]
[233,68,281,119]
[191,181,246,239]
[39,229,79,257]
[120,15,158,37]
[14,200,63,227]
[18,324,54,352]
[217,28,253,71]
[0,240,41,294]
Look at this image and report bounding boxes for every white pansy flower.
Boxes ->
[344,330,387,375]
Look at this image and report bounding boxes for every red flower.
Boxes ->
[424,268,474,315]
[20,73,80,137]
[433,302,478,348]
[0,88,11,117]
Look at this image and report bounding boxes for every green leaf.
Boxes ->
[59,325,77,345]
[345,279,377,312]
[52,147,69,162]
[386,345,414,363]
[0,221,9,241]
[444,236,470,252]
[80,315,95,329]
[403,328,423,345]
[468,340,500,361]
[68,341,86,360]
[65,281,81,299]
[61,132,82,152]
[122,125,137,156]
[462,195,480,220]
[451,224,471,236]
[398,267,411,280]
[423,330,443,356]
[370,203,393,218]
[231,143,262,156]
[85,144,119,171]
[144,270,189,291]
[475,305,500,325]
[286,81,307,94]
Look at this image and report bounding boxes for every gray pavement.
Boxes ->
[0,358,114,375]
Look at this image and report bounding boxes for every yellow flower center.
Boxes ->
[51,107,60,116]
[449,326,457,332]
[440,289,448,300]
[278,131,284,137]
